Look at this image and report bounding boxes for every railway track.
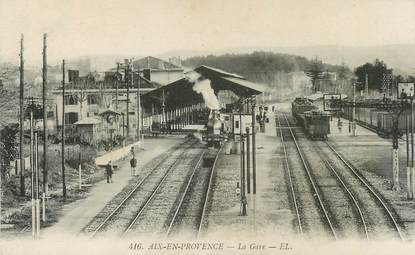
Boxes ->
[278,110,405,240]
[320,157,369,240]
[276,112,303,235]
[83,139,200,238]
[285,119,369,239]
[166,145,223,239]
[276,112,337,240]
[322,141,405,241]
[121,144,205,237]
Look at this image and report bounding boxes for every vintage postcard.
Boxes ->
[1,0,415,254]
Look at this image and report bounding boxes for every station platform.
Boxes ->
[205,110,295,239]
[328,117,415,240]
[329,117,406,187]
[42,136,185,238]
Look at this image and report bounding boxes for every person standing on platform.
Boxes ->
[337,118,343,133]
[106,161,113,183]
[130,146,135,157]
[130,155,137,176]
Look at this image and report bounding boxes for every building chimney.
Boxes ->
[143,69,151,81]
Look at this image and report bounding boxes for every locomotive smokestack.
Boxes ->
[186,72,220,110]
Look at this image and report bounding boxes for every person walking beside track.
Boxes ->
[130,155,137,176]
[106,160,113,183]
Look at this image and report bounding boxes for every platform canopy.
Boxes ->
[142,65,264,110]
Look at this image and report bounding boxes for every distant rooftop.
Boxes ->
[107,56,183,72]
[133,56,183,70]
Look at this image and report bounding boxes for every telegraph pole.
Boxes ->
[19,34,25,196]
[61,60,66,198]
[136,70,141,141]
[246,127,250,194]
[116,63,119,111]
[407,109,412,199]
[30,111,35,238]
[34,132,40,237]
[162,90,166,131]
[251,96,257,194]
[352,81,357,136]
[42,34,48,198]
[412,95,414,199]
[126,60,130,137]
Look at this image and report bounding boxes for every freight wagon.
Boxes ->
[303,110,331,140]
[342,107,406,138]
[292,98,330,140]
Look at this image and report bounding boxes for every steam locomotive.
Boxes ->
[202,109,230,147]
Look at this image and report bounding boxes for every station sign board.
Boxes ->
[397,82,414,99]
[323,93,341,111]
[233,114,253,135]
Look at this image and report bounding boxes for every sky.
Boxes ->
[1,0,415,65]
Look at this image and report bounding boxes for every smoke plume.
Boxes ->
[186,72,220,110]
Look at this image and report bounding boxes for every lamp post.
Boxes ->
[352,80,357,136]
[121,113,125,137]
[405,94,412,199]
[239,107,247,216]
[251,96,257,194]
[246,127,250,194]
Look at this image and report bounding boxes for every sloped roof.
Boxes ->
[142,65,263,108]
[133,56,183,70]
[99,109,121,116]
[194,65,244,79]
[221,77,265,94]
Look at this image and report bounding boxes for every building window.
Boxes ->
[235,121,239,129]
[64,95,78,105]
[87,94,99,105]
[64,112,78,124]
[47,111,54,118]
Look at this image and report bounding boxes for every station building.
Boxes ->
[51,66,158,143]
[141,65,265,134]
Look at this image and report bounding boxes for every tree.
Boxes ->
[335,62,351,93]
[182,52,350,93]
[354,59,391,92]
[305,58,324,92]
[0,63,18,80]
[0,124,19,182]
